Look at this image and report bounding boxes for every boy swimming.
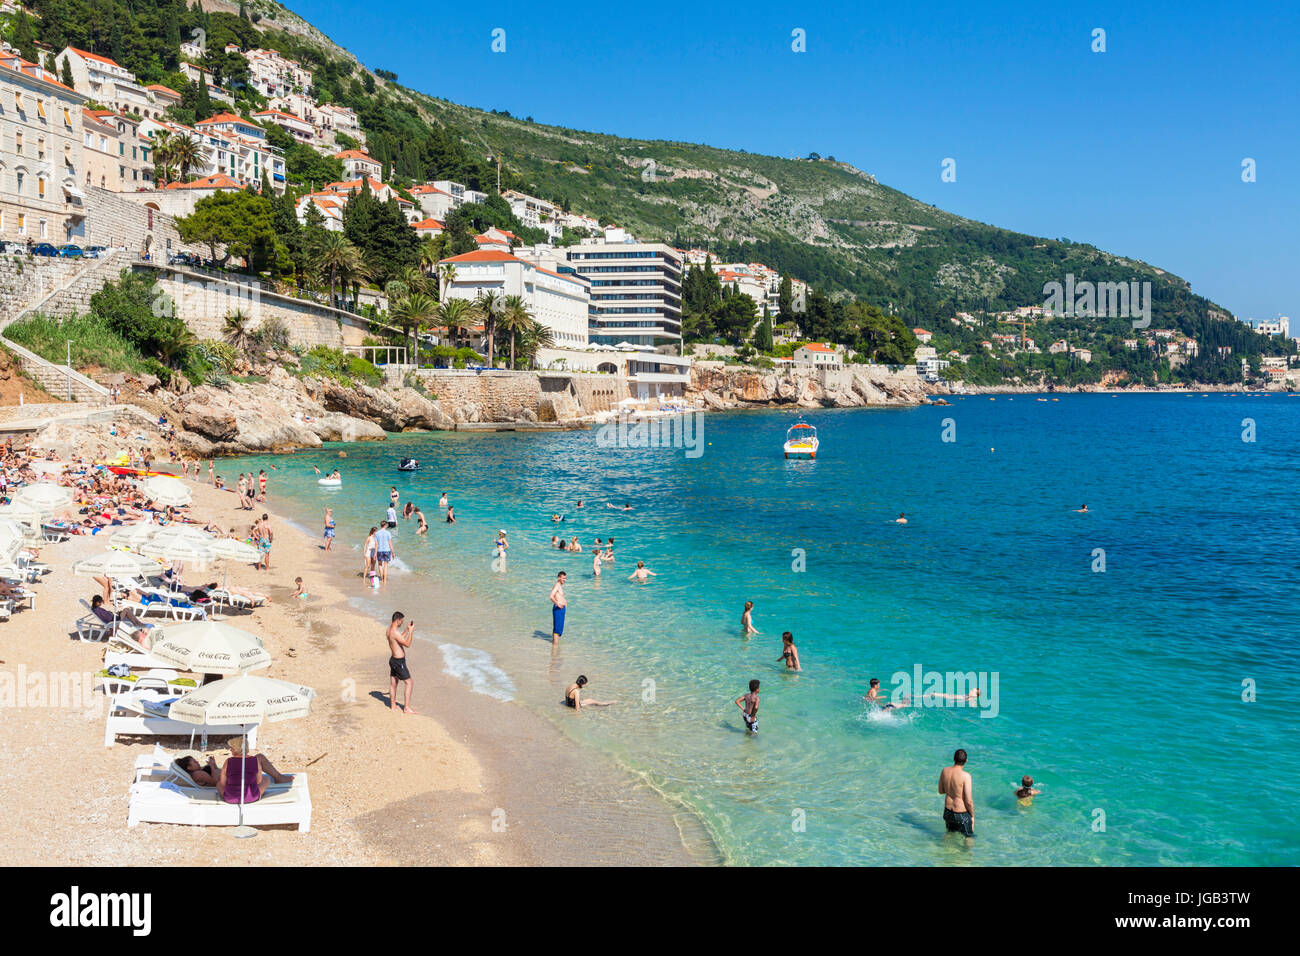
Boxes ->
[735,679,760,734]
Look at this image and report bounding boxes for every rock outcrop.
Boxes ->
[688,363,926,409]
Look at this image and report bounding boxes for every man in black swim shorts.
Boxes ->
[386,611,417,714]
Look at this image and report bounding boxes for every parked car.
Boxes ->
[83,245,108,259]
[30,243,59,257]
[57,244,84,258]
[168,251,201,267]
[0,239,25,254]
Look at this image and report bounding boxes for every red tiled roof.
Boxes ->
[165,173,242,190]
[196,113,250,126]
[147,84,181,97]
[798,343,837,353]
[333,149,377,161]
[440,250,520,264]
[413,218,444,230]
[68,47,124,69]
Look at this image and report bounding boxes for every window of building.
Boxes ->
[17,213,25,234]
[15,171,24,193]
[38,176,45,199]
[36,99,46,119]
[119,142,124,155]
[64,108,73,128]
[39,219,47,238]
[15,132,22,154]
[13,91,23,112]
[37,138,45,160]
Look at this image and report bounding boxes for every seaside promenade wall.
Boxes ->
[134,264,371,349]
[414,369,625,421]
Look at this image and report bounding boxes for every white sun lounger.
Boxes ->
[127,775,311,832]
[104,694,257,749]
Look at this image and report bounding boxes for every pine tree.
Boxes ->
[61,56,75,89]
[13,12,38,62]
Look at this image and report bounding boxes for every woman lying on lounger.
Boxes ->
[90,595,154,639]
[177,754,221,787]
[218,737,293,804]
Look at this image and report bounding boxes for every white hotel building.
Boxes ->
[439,248,591,356]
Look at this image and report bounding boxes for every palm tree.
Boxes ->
[498,294,534,370]
[434,297,478,355]
[417,237,441,282]
[517,319,555,369]
[149,131,176,186]
[391,292,438,365]
[169,135,203,183]
[437,262,457,301]
[157,325,198,369]
[313,232,365,309]
[474,290,506,368]
[396,265,431,297]
[222,309,253,351]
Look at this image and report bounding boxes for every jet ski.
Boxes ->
[397,458,419,472]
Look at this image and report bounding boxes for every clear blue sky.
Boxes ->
[287,0,1298,322]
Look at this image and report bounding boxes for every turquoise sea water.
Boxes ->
[226,393,1300,866]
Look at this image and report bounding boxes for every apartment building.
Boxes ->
[295,191,345,231]
[88,110,152,190]
[253,109,317,145]
[243,48,313,98]
[318,103,364,145]
[502,188,563,240]
[141,116,285,193]
[81,108,122,190]
[0,51,88,242]
[333,149,382,180]
[794,343,842,367]
[55,47,157,118]
[564,227,683,349]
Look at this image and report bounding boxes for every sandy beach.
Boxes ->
[0,473,703,866]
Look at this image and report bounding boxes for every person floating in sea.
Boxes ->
[1075,504,1089,513]
[864,677,908,711]
[550,571,567,645]
[563,675,615,710]
[551,513,564,523]
[576,500,584,509]
[568,535,581,552]
[939,749,974,840]
[895,512,908,524]
[322,508,335,551]
[735,679,760,734]
[778,631,801,671]
[386,611,417,715]
[741,601,758,636]
[627,560,657,583]
[1015,775,1041,805]
[606,502,632,511]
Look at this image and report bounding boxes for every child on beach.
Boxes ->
[292,577,307,599]
[735,679,760,734]
[563,675,616,711]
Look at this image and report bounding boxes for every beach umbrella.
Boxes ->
[169,673,314,838]
[206,538,260,564]
[148,620,270,673]
[0,501,47,525]
[147,524,214,546]
[141,538,214,568]
[139,475,192,508]
[71,549,159,580]
[14,483,74,513]
[109,523,159,549]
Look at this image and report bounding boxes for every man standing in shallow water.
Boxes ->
[550,571,567,644]
[939,748,974,840]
